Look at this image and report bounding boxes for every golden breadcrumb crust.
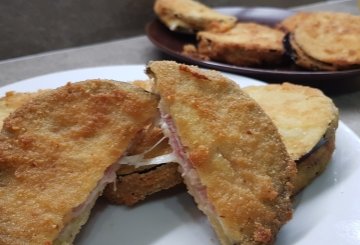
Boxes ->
[0,80,158,244]
[109,82,337,203]
[197,23,285,66]
[293,12,360,69]
[108,82,338,206]
[104,163,182,206]
[276,12,312,33]
[154,0,236,33]
[0,83,338,207]
[132,80,153,93]
[289,34,339,71]
[243,83,338,160]
[0,89,181,209]
[148,61,296,245]
[182,44,210,61]
[0,90,48,128]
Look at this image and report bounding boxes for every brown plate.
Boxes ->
[145,7,360,84]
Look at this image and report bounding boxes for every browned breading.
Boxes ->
[105,82,338,206]
[289,33,339,71]
[276,12,312,33]
[243,83,338,161]
[0,80,158,245]
[132,79,153,92]
[104,163,182,206]
[0,81,338,210]
[182,44,210,60]
[290,12,360,70]
[148,61,296,245]
[0,90,48,128]
[197,23,285,66]
[0,88,182,209]
[154,0,236,33]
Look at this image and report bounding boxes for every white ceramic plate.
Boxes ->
[1,65,360,245]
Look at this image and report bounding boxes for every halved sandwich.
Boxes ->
[104,79,338,206]
[1,81,336,207]
[0,80,158,244]
[0,86,181,207]
[147,61,296,245]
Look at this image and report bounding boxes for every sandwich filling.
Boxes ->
[117,111,213,213]
[69,163,118,218]
[159,110,215,215]
[55,161,120,244]
[120,135,177,168]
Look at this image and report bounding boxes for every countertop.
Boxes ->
[0,0,322,60]
[0,0,359,136]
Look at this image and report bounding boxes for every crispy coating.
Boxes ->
[148,61,296,245]
[104,162,182,206]
[289,33,339,71]
[197,23,285,66]
[132,79,153,92]
[0,80,158,245]
[0,88,181,208]
[182,44,210,61]
[105,124,182,205]
[244,83,338,193]
[243,83,338,161]
[1,82,336,208]
[0,90,48,128]
[154,0,236,33]
[106,82,338,206]
[292,12,360,70]
[276,12,312,33]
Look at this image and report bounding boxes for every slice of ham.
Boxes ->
[160,111,215,215]
[58,160,121,240]
[70,161,119,218]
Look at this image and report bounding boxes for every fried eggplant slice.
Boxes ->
[147,61,296,245]
[0,80,158,245]
[244,83,338,193]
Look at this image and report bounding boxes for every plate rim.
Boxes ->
[2,65,360,245]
